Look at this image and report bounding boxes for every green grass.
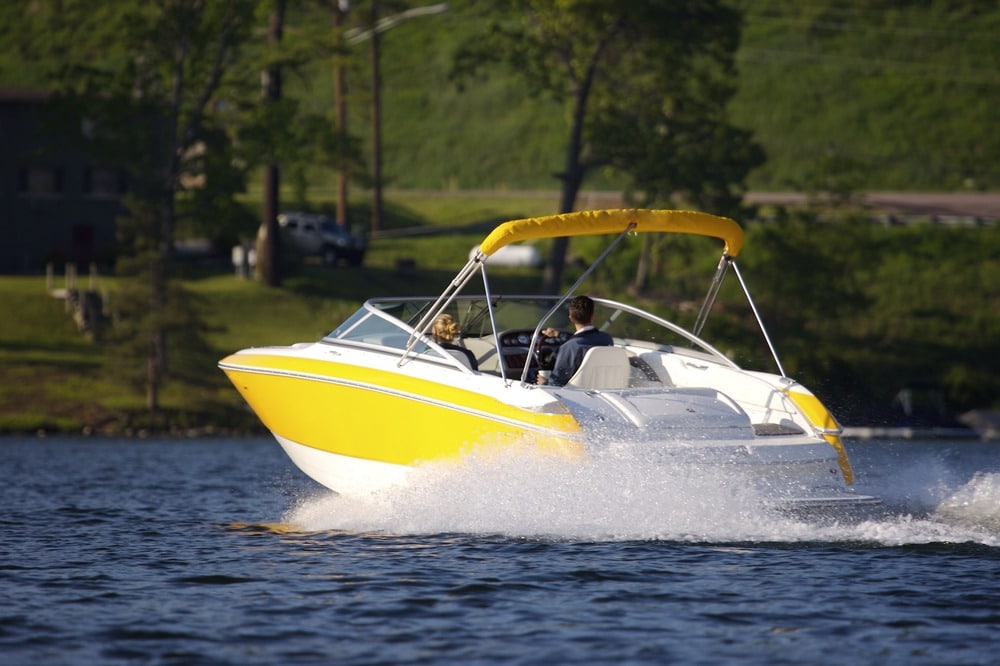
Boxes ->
[367,1,1000,192]
[730,1,1000,190]
[385,192,561,226]
[0,193,558,434]
[3,192,997,434]
[0,278,97,363]
[4,3,997,194]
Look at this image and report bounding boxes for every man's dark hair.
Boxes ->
[568,295,595,325]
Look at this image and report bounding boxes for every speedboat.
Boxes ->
[220,209,878,510]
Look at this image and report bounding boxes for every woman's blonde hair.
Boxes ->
[432,314,460,342]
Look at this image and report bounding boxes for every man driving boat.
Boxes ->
[538,295,613,386]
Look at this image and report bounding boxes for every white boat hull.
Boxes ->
[275,433,411,496]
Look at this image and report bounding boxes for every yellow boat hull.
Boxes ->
[220,350,583,493]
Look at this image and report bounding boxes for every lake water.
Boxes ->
[1,435,997,665]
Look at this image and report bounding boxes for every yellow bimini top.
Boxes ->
[478,209,744,258]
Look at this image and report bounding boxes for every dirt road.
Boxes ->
[745,191,1000,220]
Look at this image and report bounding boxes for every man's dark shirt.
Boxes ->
[549,327,614,386]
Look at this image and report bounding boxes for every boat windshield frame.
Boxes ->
[322,300,478,373]
[327,209,787,381]
[326,294,740,382]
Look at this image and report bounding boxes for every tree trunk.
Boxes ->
[147,331,162,414]
[258,163,280,286]
[540,165,583,294]
[539,37,609,295]
[631,233,653,295]
[147,252,167,414]
[257,0,285,287]
[540,95,587,294]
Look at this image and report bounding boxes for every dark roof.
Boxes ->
[0,88,52,103]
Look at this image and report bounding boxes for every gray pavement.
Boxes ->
[384,189,1000,222]
[745,191,1000,220]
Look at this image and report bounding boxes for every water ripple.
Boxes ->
[0,436,997,666]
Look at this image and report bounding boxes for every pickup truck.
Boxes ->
[278,212,366,266]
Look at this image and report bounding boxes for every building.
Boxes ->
[0,89,125,274]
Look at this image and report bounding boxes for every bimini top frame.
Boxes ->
[405,208,786,379]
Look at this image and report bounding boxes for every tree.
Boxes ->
[593,51,765,293]
[257,0,287,287]
[237,0,369,217]
[347,0,450,233]
[2,0,261,413]
[269,0,372,225]
[453,0,754,293]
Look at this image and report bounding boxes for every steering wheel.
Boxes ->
[534,329,566,350]
[495,329,568,379]
[533,328,569,371]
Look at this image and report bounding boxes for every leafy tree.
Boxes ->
[730,214,1000,422]
[295,0,375,211]
[594,31,764,293]
[257,0,287,287]
[2,0,260,412]
[453,0,755,292]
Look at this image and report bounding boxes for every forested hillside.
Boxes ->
[2,1,996,193]
[327,0,999,193]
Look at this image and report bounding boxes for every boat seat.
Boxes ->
[445,348,474,370]
[567,346,631,389]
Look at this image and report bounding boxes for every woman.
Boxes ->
[431,314,478,371]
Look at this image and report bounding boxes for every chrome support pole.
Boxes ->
[693,254,730,338]
[731,261,787,378]
[403,255,484,363]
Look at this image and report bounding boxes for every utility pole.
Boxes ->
[345,3,449,236]
[334,0,349,226]
[370,0,383,234]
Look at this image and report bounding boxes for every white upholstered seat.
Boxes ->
[566,346,630,389]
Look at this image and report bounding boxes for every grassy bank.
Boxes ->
[2,193,996,435]
[0,194,559,435]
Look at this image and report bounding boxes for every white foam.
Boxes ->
[934,472,1000,532]
[284,445,1000,547]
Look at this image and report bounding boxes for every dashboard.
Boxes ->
[497,328,569,374]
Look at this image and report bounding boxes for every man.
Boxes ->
[539,295,613,386]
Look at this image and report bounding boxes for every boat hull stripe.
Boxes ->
[219,361,574,439]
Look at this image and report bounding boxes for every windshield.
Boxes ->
[330,297,726,360]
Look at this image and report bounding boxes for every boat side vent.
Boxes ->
[752,422,806,436]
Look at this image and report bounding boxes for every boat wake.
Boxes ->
[933,472,1000,533]
[284,443,1000,547]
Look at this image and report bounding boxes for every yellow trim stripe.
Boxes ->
[221,362,576,438]
[786,390,854,485]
